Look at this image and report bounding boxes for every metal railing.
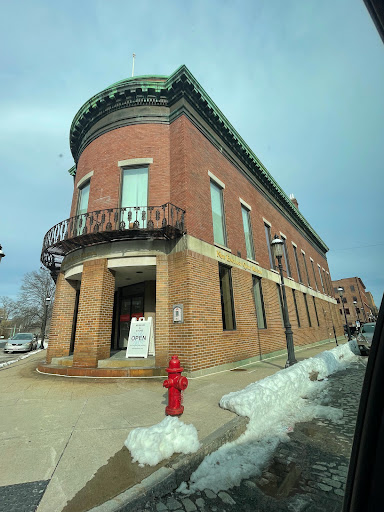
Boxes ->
[41,203,186,278]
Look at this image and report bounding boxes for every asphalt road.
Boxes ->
[142,358,367,512]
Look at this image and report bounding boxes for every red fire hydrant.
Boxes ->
[163,355,188,416]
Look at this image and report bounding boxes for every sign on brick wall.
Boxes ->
[126,317,154,358]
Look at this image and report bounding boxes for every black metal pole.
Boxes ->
[340,297,351,341]
[277,255,297,367]
[41,302,48,349]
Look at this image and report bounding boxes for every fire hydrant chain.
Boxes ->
[163,355,188,416]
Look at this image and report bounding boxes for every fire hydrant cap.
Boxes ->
[166,355,183,373]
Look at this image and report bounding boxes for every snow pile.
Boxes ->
[125,416,200,466]
[178,342,359,494]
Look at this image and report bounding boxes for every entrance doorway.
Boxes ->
[117,283,145,349]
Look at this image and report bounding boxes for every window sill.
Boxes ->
[214,243,231,252]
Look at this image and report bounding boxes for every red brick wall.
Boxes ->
[161,249,342,373]
[70,124,171,218]
[332,277,371,324]
[169,116,334,291]
[72,259,115,368]
[46,273,77,363]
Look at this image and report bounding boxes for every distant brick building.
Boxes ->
[39,65,343,377]
[332,277,376,327]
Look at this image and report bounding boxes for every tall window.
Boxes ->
[322,269,329,294]
[219,264,236,330]
[210,181,227,246]
[293,245,303,283]
[282,236,291,277]
[311,259,318,290]
[350,285,355,292]
[253,276,266,329]
[241,206,255,260]
[312,296,320,326]
[76,181,90,217]
[121,166,148,226]
[276,284,284,326]
[303,293,312,327]
[292,289,300,327]
[264,223,274,268]
[302,252,311,287]
[318,265,325,293]
[75,181,90,234]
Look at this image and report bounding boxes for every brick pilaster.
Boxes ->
[73,259,115,368]
[46,273,77,364]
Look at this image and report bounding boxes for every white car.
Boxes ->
[4,333,38,353]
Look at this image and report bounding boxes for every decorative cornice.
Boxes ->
[68,65,328,253]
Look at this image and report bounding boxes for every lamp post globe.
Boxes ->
[271,235,297,367]
[338,287,351,341]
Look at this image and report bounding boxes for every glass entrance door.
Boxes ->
[118,295,144,349]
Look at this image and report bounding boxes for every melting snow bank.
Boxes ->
[125,416,200,467]
[178,342,359,495]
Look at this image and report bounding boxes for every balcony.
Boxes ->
[41,203,186,280]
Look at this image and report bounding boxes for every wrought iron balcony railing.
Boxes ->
[41,203,186,279]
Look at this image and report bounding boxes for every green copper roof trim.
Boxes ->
[68,65,328,252]
[68,165,76,177]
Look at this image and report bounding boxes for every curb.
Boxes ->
[88,415,248,512]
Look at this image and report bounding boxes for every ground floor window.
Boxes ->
[219,264,236,330]
[292,289,300,327]
[303,293,312,327]
[253,276,266,329]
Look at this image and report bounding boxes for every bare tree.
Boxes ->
[15,269,55,333]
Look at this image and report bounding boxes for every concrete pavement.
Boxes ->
[0,338,344,512]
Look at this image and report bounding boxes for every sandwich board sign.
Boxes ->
[126,317,154,358]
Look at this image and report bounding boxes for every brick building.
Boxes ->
[39,65,343,377]
[332,277,377,327]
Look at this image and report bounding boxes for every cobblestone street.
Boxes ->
[140,359,367,512]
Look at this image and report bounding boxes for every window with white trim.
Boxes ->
[210,181,227,246]
[241,205,255,260]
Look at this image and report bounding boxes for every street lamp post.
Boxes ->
[40,297,51,349]
[271,235,297,367]
[353,300,361,329]
[338,287,351,341]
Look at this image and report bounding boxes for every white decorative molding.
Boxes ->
[239,198,252,211]
[118,158,153,168]
[77,171,94,189]
[208,171,225,189]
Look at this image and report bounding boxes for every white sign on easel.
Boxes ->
[126,317,155,358]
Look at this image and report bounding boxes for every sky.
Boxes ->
[0,0,383,307]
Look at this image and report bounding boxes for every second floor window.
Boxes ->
[241,206,255,260]
[311,259,319,290]
[293,245,303,283]
[318,265,325,293]
[265,223,274,269]
[282,238,291,277]
[210,181,227,246]
[76,181,90,217]
[302,252,311,287]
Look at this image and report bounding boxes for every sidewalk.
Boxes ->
[0,339,343,512]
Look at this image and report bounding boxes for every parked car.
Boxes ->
[4,333,38,353]
[356,322,376,356]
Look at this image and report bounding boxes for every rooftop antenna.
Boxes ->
[132,53,136,77]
